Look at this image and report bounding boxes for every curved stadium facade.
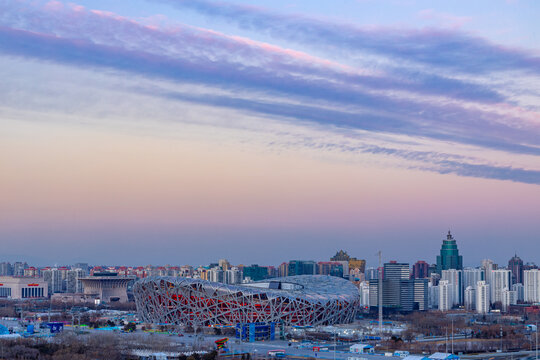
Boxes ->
[134,275,359,326]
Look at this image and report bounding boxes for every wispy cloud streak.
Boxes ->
[0,1,539,184]
[154,0,540,74]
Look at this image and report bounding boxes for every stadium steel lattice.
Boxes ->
[133,275,360,326]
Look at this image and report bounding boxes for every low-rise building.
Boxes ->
[0,276,48,299]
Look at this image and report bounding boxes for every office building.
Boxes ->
[243,264,268,282]
[288,260,316,276]
[413,278,428,311]
[524,269,540,303]
[436,231,463,274]
[369,262,413,312]
[384,262,410,280]
[476,281,490,314]
[508,254,524,284]
[412,261,429,279]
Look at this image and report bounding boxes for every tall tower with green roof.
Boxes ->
[436,230,463,274]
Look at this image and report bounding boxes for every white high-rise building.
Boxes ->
[438,280,452,311]
[225,267,242,284]
[491,269,511,304]
[208,267,224,283]
[482,259,495,288]
[428,283,439,309]
[463,268,484,290]
[524,269,540,303]
[512,283,524,302]
[359,281,370,307]
[476,281,490,314]
[441,269,463,305]
[501,288,516,312]
[464,286,475,311]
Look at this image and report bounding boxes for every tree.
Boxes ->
[123,322,137,332]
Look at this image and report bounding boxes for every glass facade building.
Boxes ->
[436,231,463,274]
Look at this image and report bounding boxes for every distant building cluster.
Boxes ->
[1,230,539,322]
[360,231,540,315]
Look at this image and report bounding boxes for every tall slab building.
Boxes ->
[436,231,463,274]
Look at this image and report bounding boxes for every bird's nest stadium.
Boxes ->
[133,275,360,326]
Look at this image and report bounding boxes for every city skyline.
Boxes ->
[1,0,539,265]
[0,232,537,270]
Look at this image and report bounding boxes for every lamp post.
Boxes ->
[535,321,538,360]
[334,331,337,360]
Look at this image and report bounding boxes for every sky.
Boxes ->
[0,0,539,268]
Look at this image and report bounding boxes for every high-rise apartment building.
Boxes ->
[512,283,524,302]
[463,268,485,290]
[491,269,511,304]
[476,281,490,314]
[428,283,439,309]
[359,281,370,307]
[225,267,242,284]
[365,267,379,281]
[218,259,230,271]
[482,259,496,289]
[208,267,224,283]
[441,269,463,305]
[438,280,452,311]
[501,288,516,312]
[12,262,28,277]
[524,269,540,303]
[464,286,475,311]
[278,262,288,277]
[0,262,13,276]
[436,231,463,274]
[73,263,90,276]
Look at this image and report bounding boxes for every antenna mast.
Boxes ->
[378,250,383,336]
